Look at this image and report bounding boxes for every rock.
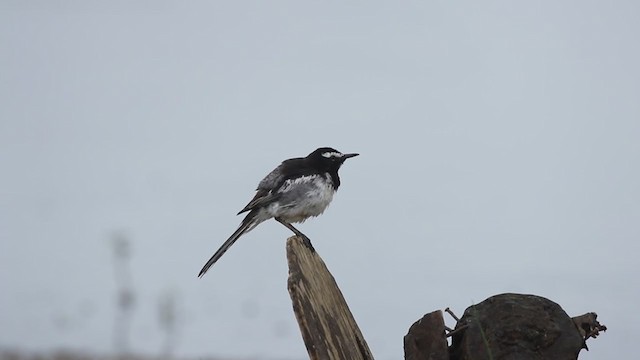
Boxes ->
[404,310,449,360]
[449,293,584,360]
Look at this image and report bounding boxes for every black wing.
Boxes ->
[236,158,307,215]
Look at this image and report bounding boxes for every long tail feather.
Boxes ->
[198,213,260,278]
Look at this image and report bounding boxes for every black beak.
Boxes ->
[342,153,359,159]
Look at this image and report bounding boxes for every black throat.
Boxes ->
[279,156,342,190]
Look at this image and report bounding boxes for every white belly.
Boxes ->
[267,174,336,223]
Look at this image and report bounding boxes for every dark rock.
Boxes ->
[449,293,584,360]
[404,310,449,360]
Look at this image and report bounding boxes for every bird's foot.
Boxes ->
[275,218,316,252]
[301,234,315,252]
[287,226,316,252]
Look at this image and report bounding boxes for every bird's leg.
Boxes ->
[274,217,306,237]
[275,217,315,252]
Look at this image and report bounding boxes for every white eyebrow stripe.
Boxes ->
[321,151,343,158]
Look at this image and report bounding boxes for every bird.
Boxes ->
[198,147,359,278]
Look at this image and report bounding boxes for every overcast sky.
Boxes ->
[1,1,638,359]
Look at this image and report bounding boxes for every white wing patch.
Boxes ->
[279,175,321,192]
[322,151,343,158]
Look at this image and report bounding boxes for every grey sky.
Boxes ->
[1,1,638,359]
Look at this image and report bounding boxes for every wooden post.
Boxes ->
[286,236,374,360]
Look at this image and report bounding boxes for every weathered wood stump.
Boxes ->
[287,235,374,360]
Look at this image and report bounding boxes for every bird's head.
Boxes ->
[308,147,359,171]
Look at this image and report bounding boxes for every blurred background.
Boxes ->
[1,1,638,359]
